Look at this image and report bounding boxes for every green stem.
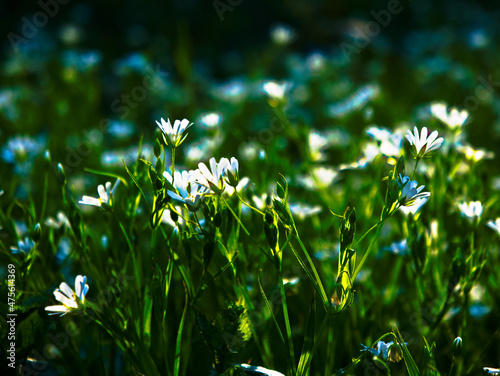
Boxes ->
[352,222,384,281]
[279,266,296,375]
[237,193,265,215]
[291,227,328,306]
[113,211,142,298]
[411,159,420,180]
[171,147,176,186]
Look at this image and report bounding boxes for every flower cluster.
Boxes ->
[164,157,240,211]
[46,275,89,316]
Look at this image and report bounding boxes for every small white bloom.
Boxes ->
[79,180,120,208]
[406,126,444,159]
[222,157,239,186]
[430,102,468,130]
[366,127,404,157]
[192,157,229,194]
[458,201,483,222]
[399,197,429,216]
[487,218,500,235]
[198,112,221,128]
[289,202,322,221]
[456,143,494,163]
[397,174,431,207]
[484,368,500,375]
[45,275,89,316]
[261,80,291,102]
[164,170,207,211]
[298,166,339,190]
[235,363,285,376]
[45,211,71,229]
[155,117,192,148]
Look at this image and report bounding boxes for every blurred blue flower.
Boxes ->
[107,120,136,139]
[114,52,151,75]
[1,135,45,174]
[327,84,380,118]
[62,50,102,71]
[10,237,35,255]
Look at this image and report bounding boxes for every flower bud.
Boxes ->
[452,337,462,357]
[33,223,42,243]
[57,163,66,185]
[154,138,162,159]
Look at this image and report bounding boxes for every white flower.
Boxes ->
[192,157,229,194]
[298,166,339,190]
[235,363,285,376]
[406,126,444,159]
[289,202,322,221]
[487,218,500,235]
[458,201,483,222]
[484,368,500,375]
[261,80,291,102]
[222,157,239,186]
[155,117,192,148]
[430,102,468,130]
[399,197,429,216]
[163,170,207,211]
[366,126,403,157]
[198,112,221,128]
[456,143,494,163]
[45,275,89,316]
[79,180,120,208]
[397,174,431,207]
[45,211,71,230]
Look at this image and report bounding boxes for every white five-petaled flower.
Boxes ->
[163,170,208,211]
[45,275,89,316]
[192,157,229,195]
[458,201,483,223]
[484,368,500,375]
[406,126,444,159]
[79,180,120,209]
[430,102,469,130]
[397,174,431,207]
[487,218,500,235]
[156,117,193,148]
